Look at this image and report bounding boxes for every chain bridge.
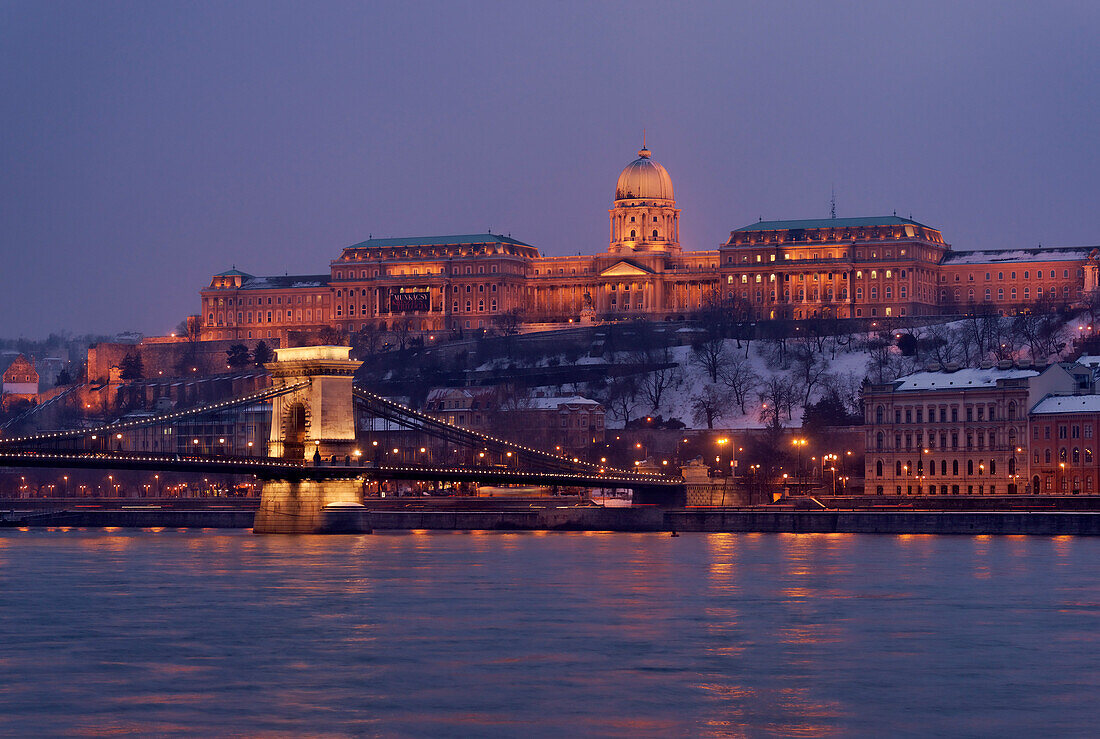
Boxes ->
[0,346,680,532]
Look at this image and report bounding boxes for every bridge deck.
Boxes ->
[0,451,679,489]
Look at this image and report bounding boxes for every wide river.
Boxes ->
[1,529,1098,737]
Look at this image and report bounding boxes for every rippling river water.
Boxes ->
[1,529,1099,736]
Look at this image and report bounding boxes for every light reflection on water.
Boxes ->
[1,530,1099,736]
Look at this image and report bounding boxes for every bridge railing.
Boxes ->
[352,387,667,480]
[0,381,309,448]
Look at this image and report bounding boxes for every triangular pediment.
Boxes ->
[599,260,653,277]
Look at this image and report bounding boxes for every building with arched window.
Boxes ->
[196,142,1100,342]
[863,363,1084,495]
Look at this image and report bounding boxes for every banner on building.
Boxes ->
[390,291,430,312]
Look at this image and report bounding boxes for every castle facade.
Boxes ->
[198,145,1099,342]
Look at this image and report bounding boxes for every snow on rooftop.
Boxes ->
[943,247,1090,265]
[894,367,1037,391]
[1032,395,1100,415]
[1075,355,1100,367]
[527,396,600,410]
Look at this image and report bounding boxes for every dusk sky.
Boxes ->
[3,1,1099,338]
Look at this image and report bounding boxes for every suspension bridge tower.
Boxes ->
[254,346,366,534]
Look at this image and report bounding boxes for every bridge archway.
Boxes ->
[264,346,361,462]
[282,402,308,461]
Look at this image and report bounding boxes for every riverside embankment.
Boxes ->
[9,505,1100,535]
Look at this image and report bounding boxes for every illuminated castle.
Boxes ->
[198,144,1098,341]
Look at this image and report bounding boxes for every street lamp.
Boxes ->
[715,437,730,476]
[792,438,807,491]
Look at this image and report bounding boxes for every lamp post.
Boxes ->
[823,454,838,494]
[791,438,807,492]
[716,437,730,477]
[1012,446,1023,494]
[674,437,690,464]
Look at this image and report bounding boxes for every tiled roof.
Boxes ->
[893,367,1037,391]
[527,396,601,410]
[237,275,331,290]
[941,246,1094,265]
[344,233,532,249]
[734,216,931,232]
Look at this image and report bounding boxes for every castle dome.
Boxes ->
[615,146,674,201]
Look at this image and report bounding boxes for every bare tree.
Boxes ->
[759,319,794,369]
[605,375,641,426]
[351,324,387,358]
[865,334,899,383]
[1082,288,1100,326]
[317,325,347,346]
[690,289,756,359]
[689,337,729,383]
[1012,298,1068,360]
[924,322,966,367]
[492,308,524,336]
[758,374,796,429]
[691,385,731,430]
[820,370,865,419]
[390,320,414,351]
[789,339,829,408]
[637,352,682,410]
[718,353,760,414]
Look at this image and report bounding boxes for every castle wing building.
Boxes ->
[197,145,1099,342]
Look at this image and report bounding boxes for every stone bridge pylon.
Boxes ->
[254,346,366,534]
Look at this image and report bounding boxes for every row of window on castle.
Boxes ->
[726,267,1079,283]
[875,404,1019,424]
[337,300,501,316]
[730,249,874,263]
[875,429,1018,451]
[875,458,1017,477]
[335,264,503,278]
[956,286,1074,301]
[210,309,322,324]
[210,295,323,307]
[729,269,907,284]
[954,268,1079,282]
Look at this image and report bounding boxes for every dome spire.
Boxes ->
[638,128,651,159]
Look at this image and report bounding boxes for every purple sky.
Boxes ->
[3,1,1099,338]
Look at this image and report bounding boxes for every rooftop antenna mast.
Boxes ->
[830,185,836,219]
